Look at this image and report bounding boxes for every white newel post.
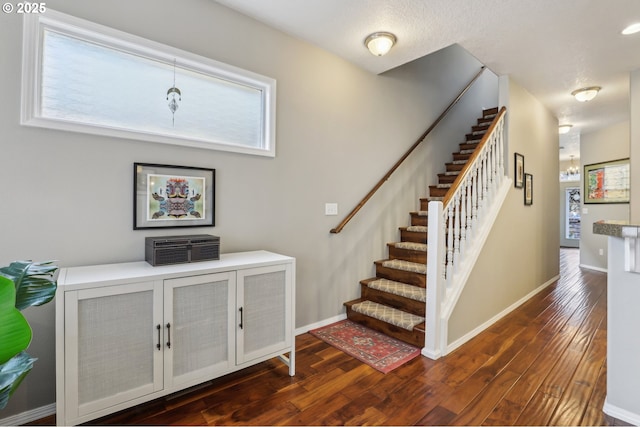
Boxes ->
[424,200,444,359]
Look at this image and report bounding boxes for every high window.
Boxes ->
[21,10,276,157]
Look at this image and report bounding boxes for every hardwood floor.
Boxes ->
[32,248,623,426]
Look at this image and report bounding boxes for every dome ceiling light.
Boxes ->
[622,23,640,35]
[364,32,397,56]
[559,124,573,134]
[571,86,601,102]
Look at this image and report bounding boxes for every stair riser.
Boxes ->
[375,263,426,287]
[446,163,464,172]
[466,133,483,142]
[453,152,473,162]
[429,186,448,198]
[345,307,425,348]
[437,174,457,184]
[460,142,479,151]
[388,244,427,263]
[410,213,427,226]
[483,107,499,117]
[400,229,427,244]
[472,124,490,133]
[360,284,426,317]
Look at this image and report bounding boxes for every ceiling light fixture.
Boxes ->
[571,86,601,102]
[364,32,396,56]
[622,23,640,35]
[559,124,573,134]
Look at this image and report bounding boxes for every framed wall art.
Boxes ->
[134,163,215,229]
[514,153,525,188]
[524,173,533,205]
[583,158,630,204]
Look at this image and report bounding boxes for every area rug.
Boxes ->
[309,319,420,373]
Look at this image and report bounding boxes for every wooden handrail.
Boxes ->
[330,66,487,234]
[442,106,507,207]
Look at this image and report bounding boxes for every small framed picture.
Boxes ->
[524,173,533,205]
[514,153,525,188]
[134,163,215,230]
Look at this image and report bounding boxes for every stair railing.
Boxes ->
[425,107,508,359]
[330,66,487,234]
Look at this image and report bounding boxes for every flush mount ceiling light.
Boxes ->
[364,32,396,56]
[571,86,601,102]
[559,124,573,134]
[622,23,640,35]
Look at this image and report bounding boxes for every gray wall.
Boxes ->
[579,121,630,271]
[448,77,560,345]
[0,0,498,417]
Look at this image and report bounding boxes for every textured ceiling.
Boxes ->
[215,0,640,160]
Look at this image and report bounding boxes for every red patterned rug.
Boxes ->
[310,320,421,373]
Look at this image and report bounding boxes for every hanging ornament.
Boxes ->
[166,59,181,126]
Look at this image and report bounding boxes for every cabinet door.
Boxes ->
[163,272,235,389]
[64,281,163,420]
[237,264,293,364]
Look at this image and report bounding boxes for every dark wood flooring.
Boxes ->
[31,248,625,425]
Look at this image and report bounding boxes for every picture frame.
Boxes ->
[134,163,215,230]
[514,153,525,188]
[583,158,630,204]
[524,173,533,205]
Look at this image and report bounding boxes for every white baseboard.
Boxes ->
[579,263,607,273]
[295,313,346,336]
[0,403,55,426]
[604,398,640,426]
[445,274,560,355]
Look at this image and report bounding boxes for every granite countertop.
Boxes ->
[593,220,640,238]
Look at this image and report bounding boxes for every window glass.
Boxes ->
[22,11,276,156]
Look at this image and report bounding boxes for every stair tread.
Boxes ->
[405,225,427,233]
[410,211,428,216]
[366,278,426,302]
[380,259,427,275]
[351,300,425,331]
[391,241,427,252]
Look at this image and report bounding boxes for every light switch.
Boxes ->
[325,203,338,216]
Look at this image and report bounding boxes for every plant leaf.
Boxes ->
[0,276,32,364]
[0,352,36,410]
[0,261,58,311]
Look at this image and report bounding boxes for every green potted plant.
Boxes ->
[0,261,58,410]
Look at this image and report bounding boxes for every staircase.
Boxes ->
[343,107,499,348]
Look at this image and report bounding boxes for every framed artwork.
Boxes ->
[514,153,525,188]
[134,163,215,230]
[583,158,630,204]
[524,173,533,205]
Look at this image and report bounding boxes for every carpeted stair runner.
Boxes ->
[393,241,427,252]
[381,259,427,275]
[405,226,427,233]
[351,300,425,331]
[367,278,426,302]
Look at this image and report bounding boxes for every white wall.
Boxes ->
[579,121,630,271]
[0,0,497,418]
[448,77,560,346]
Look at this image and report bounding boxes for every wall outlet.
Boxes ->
[325,203,338,216]
[599,248,604,256]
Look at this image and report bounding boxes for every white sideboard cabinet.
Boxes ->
[55,251,295,426]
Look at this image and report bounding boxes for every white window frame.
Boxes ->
[21,10,277,157]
